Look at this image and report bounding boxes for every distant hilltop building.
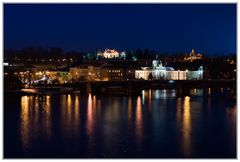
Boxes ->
[184,49,203,61]
[97,49,126,59]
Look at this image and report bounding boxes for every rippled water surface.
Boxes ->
[4,88,236,158]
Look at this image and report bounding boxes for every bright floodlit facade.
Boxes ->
[97,49,126,59]
[135,59,203,80]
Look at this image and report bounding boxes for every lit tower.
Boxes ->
[191,49,195,55]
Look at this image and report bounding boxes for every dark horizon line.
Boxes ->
[4,46,236,57]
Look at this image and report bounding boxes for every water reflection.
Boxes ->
[141,89,176,111]
[141,90,152,111]
[153,89,176,99]
[221,88,224,93]
[20,95,52,150]
[87,93,94,136]
[67,94,72,120]
[127,97,132,121]
[74,95,80,135]
[93,95,97,113]
[226,106,236,145]
[61,95,69,136]
[149,89,152,99]
[60,94,81,138]
[182,96,191,157]
[12,88,236,158]
[142,90,145,104]
[176,96,192,157]
[155,89,161,99]
[148,90,152,112]
[45,96,51,139]
[208,88,211,95]
[189,89,203,96]
[20,96,30,150]
[135,96,143,148]
[176,97,182,123]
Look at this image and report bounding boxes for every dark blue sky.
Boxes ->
[4,4,236,55]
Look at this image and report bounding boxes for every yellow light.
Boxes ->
[20,96,30,149]
[182,96,191,156]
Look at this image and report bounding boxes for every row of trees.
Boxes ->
[5,46,236,62]
[4,47,84,61]
[4,47,162,61]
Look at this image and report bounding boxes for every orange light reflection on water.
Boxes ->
[182,96,191,157]
[74,95,80,135]
[45,95,51,139]
[20,96,30,150]
[20,95,52,149]
[127,97,132,121]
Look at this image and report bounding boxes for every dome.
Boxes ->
[152,59,162,68]
[152,60,159,65]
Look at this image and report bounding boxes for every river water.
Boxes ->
[4,88,236,158]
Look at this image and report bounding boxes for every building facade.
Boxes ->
[97,49,126,59]
[70,66,125,81]
[135,59,203,80]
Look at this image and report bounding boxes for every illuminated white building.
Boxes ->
[135,59,203,80]
[97,49,126,59]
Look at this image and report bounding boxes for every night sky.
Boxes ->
[4,4,236,55]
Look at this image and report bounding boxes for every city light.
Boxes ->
[3,3,236,159]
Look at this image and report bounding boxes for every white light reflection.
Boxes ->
[155,89,160,99]
[171,89,176,97]
[142,90,145,104]
[208,88,211,95]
